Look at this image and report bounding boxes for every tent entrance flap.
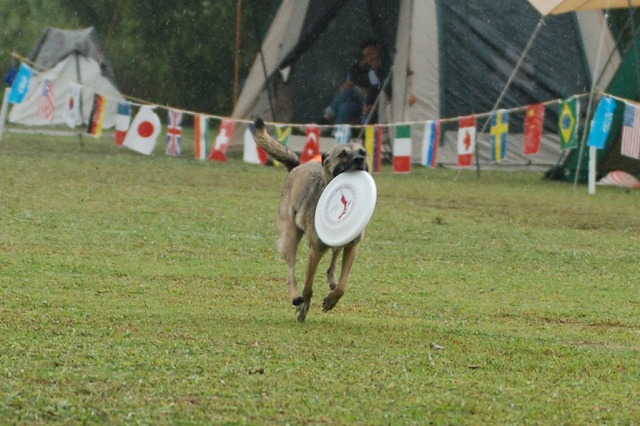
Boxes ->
[234,0,621,171]
[283,0,399,124]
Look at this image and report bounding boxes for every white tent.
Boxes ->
[523,0,640,189]
[9,27,124,129]
[232,0,623,170]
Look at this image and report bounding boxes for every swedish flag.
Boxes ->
[490,110,509,162]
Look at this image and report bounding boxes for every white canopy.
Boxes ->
[528,0,640,15]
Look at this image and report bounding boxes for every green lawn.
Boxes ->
[1,131,639,425]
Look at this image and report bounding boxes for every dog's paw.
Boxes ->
[322,291,342,312]
[296,303,309,322]
[292,296,304,306]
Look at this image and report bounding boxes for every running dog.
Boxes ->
[252,117,369,321]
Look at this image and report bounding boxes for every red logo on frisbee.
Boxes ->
[323,183,357,227]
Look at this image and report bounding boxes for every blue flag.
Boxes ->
[8,63,33,104]
[4,64,18,86]
[334,125,351,145]
[588,97,617,149]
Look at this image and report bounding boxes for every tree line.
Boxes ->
[0,0,278,116]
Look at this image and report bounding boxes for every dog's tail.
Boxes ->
[253,117,300,172]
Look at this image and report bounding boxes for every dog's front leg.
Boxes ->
[323,243,359,312]
[297,248,324,322]
[279,223,304,307]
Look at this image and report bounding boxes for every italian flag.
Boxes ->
[393,124,412,173]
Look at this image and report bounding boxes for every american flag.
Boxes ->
[166,109,183,157]
[622,102,640,160]
[37,79,55,121]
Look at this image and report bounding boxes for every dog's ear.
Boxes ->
[321,152,328,164]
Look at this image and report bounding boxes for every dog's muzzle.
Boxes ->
[333,156,368,176]
[352,156,367,171]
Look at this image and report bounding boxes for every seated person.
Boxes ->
[321,38,388,125]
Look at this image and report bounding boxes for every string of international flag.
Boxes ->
[6,57,640,174]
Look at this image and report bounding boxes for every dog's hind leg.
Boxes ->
[279,223,304,307]
[323,243,359,312]
[326,247,342,290]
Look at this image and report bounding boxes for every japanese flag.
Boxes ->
[122,106,161,155]
[457,115,476,167]
[63,83,81,128]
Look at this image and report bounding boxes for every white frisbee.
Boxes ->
[315,170,377,247]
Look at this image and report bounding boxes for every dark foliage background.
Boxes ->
[0,0,278,116]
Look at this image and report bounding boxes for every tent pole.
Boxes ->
[74,52,85,147]
[247,5,275,121]
[234,0,243,108]
[258,51,276,121]
[573,10,610,191]
[356,70,394,140]
[627,1,640,99]
[74,52,85,125]
[0,88,11,143]
[474,17,545,177]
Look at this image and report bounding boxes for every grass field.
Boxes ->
[1,130,639,425]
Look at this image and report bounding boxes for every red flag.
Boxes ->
[209,119,235,162]
[457,115,476,167]
[524,103,545,155]
[301,125,320,163]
